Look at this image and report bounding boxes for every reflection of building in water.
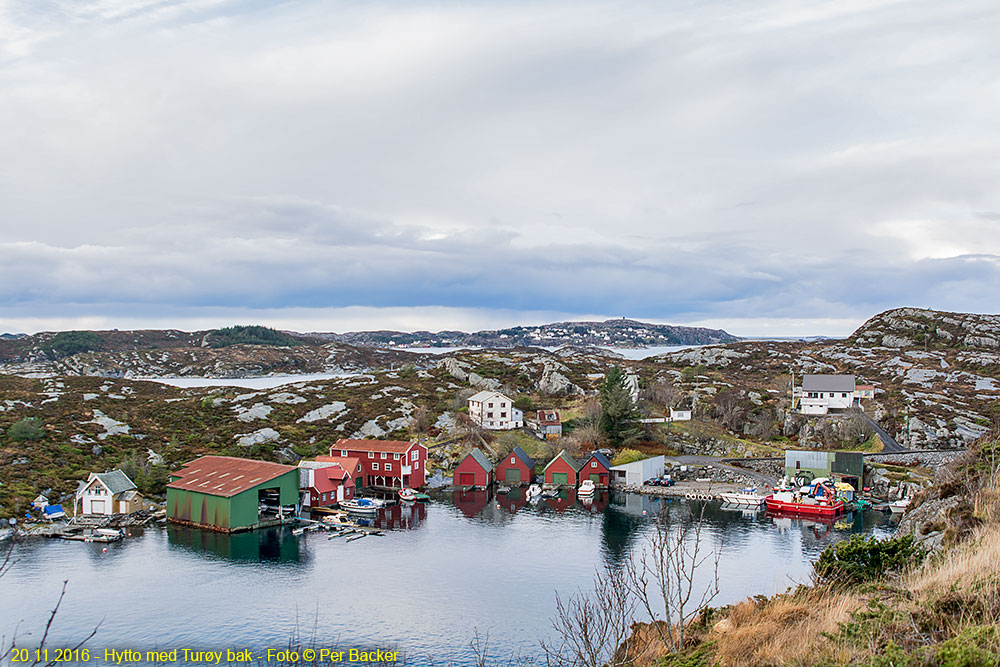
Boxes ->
[453,489,491,518]
[609,491,662,517]
[542,488,578,512]
[167,524,303,564]
[497,487,528,513]
[374,502,427,530]
[579,490,611,513]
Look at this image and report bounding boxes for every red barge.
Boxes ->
[764,491,846,518]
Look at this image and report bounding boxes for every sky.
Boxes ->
[2,0,999,338]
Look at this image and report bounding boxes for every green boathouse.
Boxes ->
[166,455,299,533]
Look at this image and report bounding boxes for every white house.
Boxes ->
[76,470,142,516]
[669,408,692,421]
[795,375,858,415]
[467,391,524,430]
[611,455,665,486]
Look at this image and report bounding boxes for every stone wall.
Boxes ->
[863,450,963,468]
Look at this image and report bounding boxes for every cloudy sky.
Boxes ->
[2,0,999,337]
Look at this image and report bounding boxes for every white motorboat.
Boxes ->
[526,484,542,498]
[719,487,766,507]
[342,498,385,515]
[577,480,596,496]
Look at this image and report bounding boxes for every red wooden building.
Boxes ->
[543,450,582,486]
[300,457,359,508]
[329,439,428,489]
[495,446,535,486]
[580,451,612,487]
[454,448,493,488]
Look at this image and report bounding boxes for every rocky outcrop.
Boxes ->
[656,346,750,367]
[538,360,583,395]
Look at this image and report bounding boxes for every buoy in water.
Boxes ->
[102,548,107,553]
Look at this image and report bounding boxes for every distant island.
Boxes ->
[310,318,739,348]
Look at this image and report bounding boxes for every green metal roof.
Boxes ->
[544,449,582,472]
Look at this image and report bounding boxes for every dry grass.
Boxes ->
[711,589,866,666]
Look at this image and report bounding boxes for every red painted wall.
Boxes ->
[581,456,611,486]
[495,455,533,486]
[332,444,428,488]
[454,454,493,487]
[544,457,579,486]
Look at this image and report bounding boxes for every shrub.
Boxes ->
[45,330,103,358]
[814,534,925,586]
[514,396,533,411]
[7,417,45,441]
[612,448,645,466]
[206,325,299,348]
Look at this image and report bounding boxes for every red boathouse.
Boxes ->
[495,446,535,486]
[580,451,612,487]
[544,450,582,487]
[454,448,494,488]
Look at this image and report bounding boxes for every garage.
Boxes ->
[453,448,494,488]
[505,468,521,483]
[551,472,568,485]
[90,500,105,514]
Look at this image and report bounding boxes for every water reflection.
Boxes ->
[167,524,305,564]
[374,502,428,530]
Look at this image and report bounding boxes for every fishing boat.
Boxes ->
[342,498,385,515]
[577,480,596,496]
[764,490,846,518]
[398,488,417,502]
[719,487,766,507]
[888,498,911,514]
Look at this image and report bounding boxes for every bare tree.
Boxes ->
[626,504,721,653]
[541,564,641,667]
[750,408,778,441]
[641,380,678,408]
[582,396,602,422]
[411,405,430,434]
[714,390,744,432]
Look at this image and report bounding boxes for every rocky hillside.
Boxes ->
[314,318,739,348]
[850,307,1000,351]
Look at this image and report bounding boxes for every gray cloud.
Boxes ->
[2,0,1000,334]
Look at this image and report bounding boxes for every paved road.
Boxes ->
[858,412,908,453]
[667,455,780,487]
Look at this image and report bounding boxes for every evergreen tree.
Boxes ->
[599,366,641,446]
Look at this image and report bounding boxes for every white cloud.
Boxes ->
[1,0,1000,335]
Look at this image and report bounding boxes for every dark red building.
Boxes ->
[330,439,428,489]
[580,451,612,487]
[544,450,582,486]
[495,446,535,486]
[453,448,494,488]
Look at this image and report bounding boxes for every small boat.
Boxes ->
[526,484,542,499]
[764,491,846,518]
[346,533,367,543]
[497,485,512,494]
[541,488,560,499]
[398,488,417,502]
[84,528,123,543]
[292,527,306,536]
[719,487,766,507]
[888,498,911,514]
[578,480,596,496]
[342,498,385,515]
[414,492,430,502]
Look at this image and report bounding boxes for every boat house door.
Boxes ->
[552,472,568,485]
[505,468,521,483]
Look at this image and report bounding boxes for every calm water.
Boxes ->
[0,493,894,665]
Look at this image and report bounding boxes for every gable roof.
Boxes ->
[468,390,511,403]
[537,410,560,425]
[316,456,361,477]
[508,446,535,469]
[463,447,493,472]
[168,456,296,498]
[87,470,137,496]
[544,449,582,472]
[333,439,418,454]
[586,451,612,470]
[801,374,856,392]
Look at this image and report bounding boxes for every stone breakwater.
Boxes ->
[618,481,744,499]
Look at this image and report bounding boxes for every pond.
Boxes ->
[0,493,895,665]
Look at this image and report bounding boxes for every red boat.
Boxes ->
[764,491,846,518]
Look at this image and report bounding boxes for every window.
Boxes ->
[384,463,392,472]
[411,451,418,461]
[842,393,848,398]
[487,412,493,418]
[379,452,386,459]
[488,403,494,408]
[414,460,419,469]
[500,412,506,418]
[510,456,516,464]
[591,461,597,468]
[322,493,327,501]
[368,451,374,458]
[372,463,380,471]
[394,453,400,460]
[341,449,347,457]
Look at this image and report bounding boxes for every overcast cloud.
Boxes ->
[2,0,999,336]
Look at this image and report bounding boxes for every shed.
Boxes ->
[543,450,582,486]
[167,456,299,533]
[610,455,665,486]
[580,451,612,487]
[454,448,494,488]
[784,450,864,489]
[495,446,535,486]
[76,470,142,516]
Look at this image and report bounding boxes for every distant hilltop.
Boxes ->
[310,318,740,348]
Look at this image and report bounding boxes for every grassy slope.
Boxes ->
[637,436,1000,666]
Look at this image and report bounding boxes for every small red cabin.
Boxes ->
[454,448,494,488]
[544,450,582,486]
[580,452,612,487]
[495,446,535,486]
